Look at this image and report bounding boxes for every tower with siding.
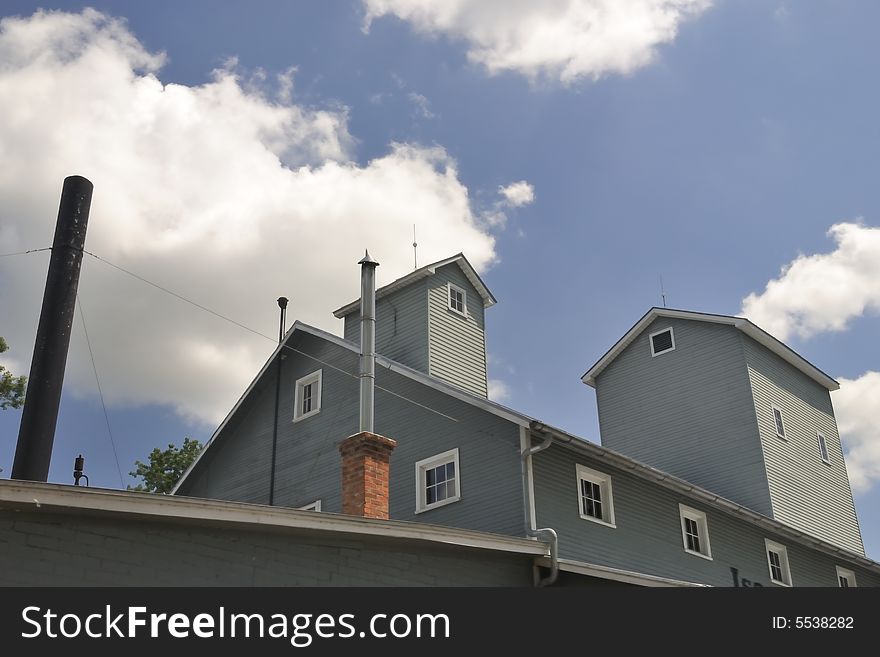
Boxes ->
[582,308,864,555]
[333,253,495,398]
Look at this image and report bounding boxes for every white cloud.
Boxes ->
[362,0,711,84]
[498,181,535,207]
[834,372,880,494]
[0,9,497,425]
[482,180,535,227]
[741,223,880,341]
[741,221,880,493]
[487,378,511,403]
[407,91,436,119]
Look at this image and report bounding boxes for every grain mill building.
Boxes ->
[173,253,879,587]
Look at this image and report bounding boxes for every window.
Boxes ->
[447,282,467,316]
[575,464,616,527]
[649,327,675,356]
[765,539,792,586]
[298,500,322,512]
[415,448,460,513]
[679,504,712,559]
[293,370,322,422]
[817,431,830,463]
[836,566,856,588]
[772,405,786,440]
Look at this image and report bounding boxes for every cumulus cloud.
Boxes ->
[741,223,880,341]
[362,0,711,84]
[481,180,536,228]
[0,9,496,425]
[834,372,880,493]
[741,222,880,493]
[498,181,535,207]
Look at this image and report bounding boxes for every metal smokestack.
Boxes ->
[13,175,92,482]
[358,250,379,433]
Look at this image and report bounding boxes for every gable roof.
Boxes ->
[171,320,531,494]
[170,319,876,571]
[332,253,496,318]
[580,307,839,391]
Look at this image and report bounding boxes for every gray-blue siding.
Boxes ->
[532,442,879,587]
[742,336,864,554]
[177,332,523,537]
[427,264,488,397]
[343,277,429,373]
[0,510,534,586]
[596,317,773,515]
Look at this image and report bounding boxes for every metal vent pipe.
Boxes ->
[358,251,379,433]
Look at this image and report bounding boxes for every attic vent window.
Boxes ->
[817,431,830,464]
[649,327,675,357]
[448,282,467,316]
[772,406,786,440]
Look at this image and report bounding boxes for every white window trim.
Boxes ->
[771,405,787,441]
[836,566,856,587]
[415,448,461,514]
[649,327,676,357]
[575,464,616,528]
[817,431,831,464]
[765,539,792,587]
[679,504,713,560]
[447,282,467,317]
[293,369,322,422]
[298,500,322,512]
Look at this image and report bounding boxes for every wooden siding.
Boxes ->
[532,442,879,587]
[178,332,523,537]
[341,277,429,374]
[427,264,488,397]
[595,317,773,515]
[742,335,864,554]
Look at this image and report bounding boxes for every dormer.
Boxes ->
[333,254,496,397]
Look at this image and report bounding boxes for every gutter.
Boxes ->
[520,427,559,587]
[528,421,880,574]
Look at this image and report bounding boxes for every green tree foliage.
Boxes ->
[0,336,27,410]
[128,437,203,494]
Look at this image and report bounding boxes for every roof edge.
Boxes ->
[581,307,838,391]
[531,421,876,572]
[0,480,547,558]
[332,253,496,318]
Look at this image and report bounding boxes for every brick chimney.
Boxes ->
[339,431,397,519]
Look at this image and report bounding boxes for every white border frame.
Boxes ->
[293,369,322,422]
[771,405,787,441]
[298,500,322,512]
[679,503,713,560]
[765,538,792,586]
[836,565,856,587]
[649,327,676,357]
[415,448,461,514]
[447,282,468,317]
[817,431,831,464]
[575,464,616,528]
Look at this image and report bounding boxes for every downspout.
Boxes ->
[521,426,558,587]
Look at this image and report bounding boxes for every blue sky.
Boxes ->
[2,1,880,557]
